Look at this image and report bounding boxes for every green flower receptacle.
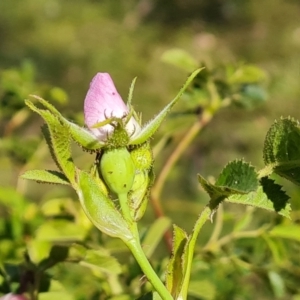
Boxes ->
[100,147,135,195]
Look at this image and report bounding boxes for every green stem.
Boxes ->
[117,193,172,299]
[203,204,224,250]
[180,206,212,299]
[125,238,173,300]
[118,192,133,224]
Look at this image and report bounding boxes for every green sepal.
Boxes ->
[67,121,105,151]
[129,69,202,145]
[127,77,137,108]
[25,99,76,186]
[28,95,105,151]
[129,171,149,221]
[166,225,188,299]
[263,117,300,185]
[90,159,109,196]
[130,142,153,171]
[76,169,133,240]
[21,169,70,185]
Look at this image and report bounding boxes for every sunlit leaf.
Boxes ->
[268,271,286,298]
[35,220,86,242]
[161,49,198,72]
[269,224,300,242]
[227,187,291,218]
[198,160,259,209]
[263,117,300,185]
[228,64,267,84]
[21,169,70,185]
[26,240,52,264]
[79,249,122,275]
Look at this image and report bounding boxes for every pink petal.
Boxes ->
[84,73,140,141]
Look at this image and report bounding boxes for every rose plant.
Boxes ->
[12,61,299,299]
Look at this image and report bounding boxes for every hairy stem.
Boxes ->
[179,205,212,299]
[125,238,173,300]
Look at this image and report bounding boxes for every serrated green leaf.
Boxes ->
[263,117,300,185]
[79,249,122,275]
[166,225,188,299]
[260,177,289,212]
[25,99,76,185]
[161,49,198,72]
[21,169,70,185]
[216,160,258,192]
[198,160,259,209]
[227,186,291,218]
[142,217,171,258]
[76,170,133,241]
[129,69,202,145]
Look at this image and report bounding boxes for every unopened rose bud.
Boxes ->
[84,73,140,141]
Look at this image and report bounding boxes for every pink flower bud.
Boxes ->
[0,294,27,300]
[84,73,140,141]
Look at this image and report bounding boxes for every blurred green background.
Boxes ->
[1,0,300,299]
